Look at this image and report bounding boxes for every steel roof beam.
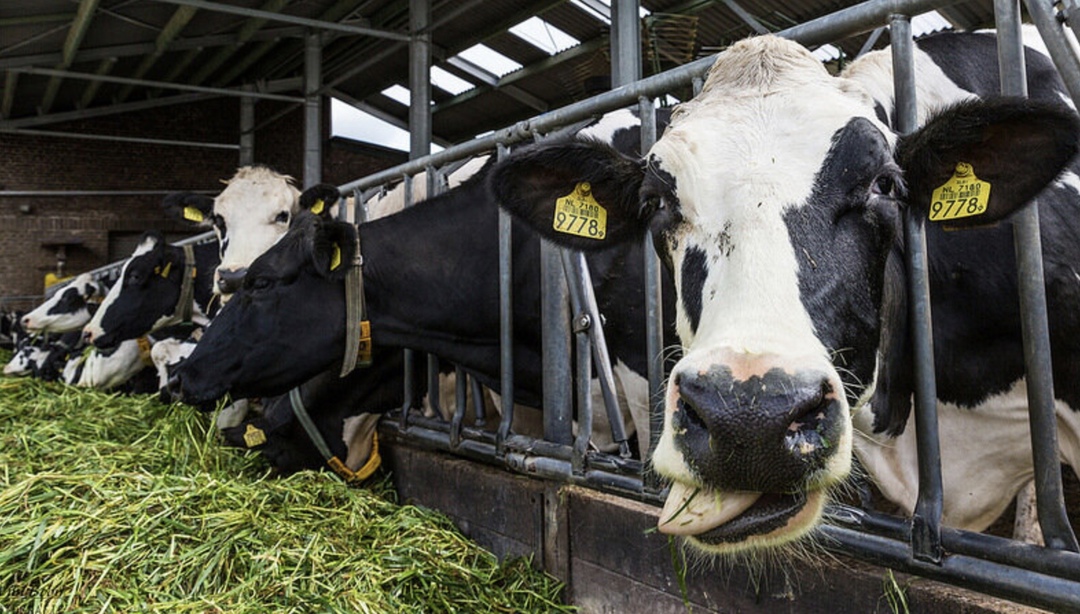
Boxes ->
[150,0,411,41]
[720,0,770,35]
[0,92,211,129]
[116,5,199,102]
[0,13,77,27]
[41,0,102,113]
[77,57,117,108]
[12,66,305,103]
[0,27,306,72]
[443,56,548,112]
[187,0,292,87]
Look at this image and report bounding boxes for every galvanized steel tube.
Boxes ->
[891,13,943,564]
[996,0,1080,552]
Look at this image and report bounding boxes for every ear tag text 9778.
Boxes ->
[554,182,607,240]
[929,162,992,223]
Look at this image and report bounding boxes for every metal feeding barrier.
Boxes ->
[334,0,1080,611]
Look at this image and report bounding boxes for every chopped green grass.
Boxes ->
[0,356,573,613]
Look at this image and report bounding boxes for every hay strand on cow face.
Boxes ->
[0,365,572,613]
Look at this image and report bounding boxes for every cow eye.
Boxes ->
[639,195,664,218]
[275,211,290,224]
[872,173,901,198]
[248,277,272,292]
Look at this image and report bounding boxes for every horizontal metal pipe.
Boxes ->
[0,190,217,197]
[9,66,305,103]
[150,0,412,41]
[819,525,1080,612]
[1,127,239,150]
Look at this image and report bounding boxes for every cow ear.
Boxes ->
[312,219,358,280]
[299,184,341,218]
[897,98,1080,229]
[162,192,215,226]
[488,138,648,251]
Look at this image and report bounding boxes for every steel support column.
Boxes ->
[611,0,641,87]
[409,0,431,159]
[240,85,255,166]
[303,31,322,188]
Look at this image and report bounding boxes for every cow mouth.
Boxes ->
[658,481,825,550]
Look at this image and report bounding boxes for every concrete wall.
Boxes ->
[0,97,404,304]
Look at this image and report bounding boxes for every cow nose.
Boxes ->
[673,365,843,493]
[217,268,247,294]
[20,315,31,328]
[167,373,183,399]
[83,329,94,344]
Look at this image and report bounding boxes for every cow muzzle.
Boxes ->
[216,267,247,294]
[652,352,851,553]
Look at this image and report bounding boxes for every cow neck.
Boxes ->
[340,234,370,377]
[287,386,380,483]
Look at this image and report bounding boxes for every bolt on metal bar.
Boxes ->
[996,0,1080,553]
[891,13,943,565]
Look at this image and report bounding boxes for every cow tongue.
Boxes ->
[658,481,762,536]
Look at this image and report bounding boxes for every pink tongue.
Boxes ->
[658,481,762,536]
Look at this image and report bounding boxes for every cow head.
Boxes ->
[169,210,356,405]
[163,166,331,297]
[84,232,201,348]
[489,36,1080,555]
[21,273,106,333]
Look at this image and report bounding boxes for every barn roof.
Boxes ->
[0,0,998,147]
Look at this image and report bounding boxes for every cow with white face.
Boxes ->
[490,31,1080,555]
[21,273,107,333]
[162,165,306,296]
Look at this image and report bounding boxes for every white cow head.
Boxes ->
[163,166,333,297]
[490,35,1079,556]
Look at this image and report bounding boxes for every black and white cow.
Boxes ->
[489,30,1080,555]
[170,108,677,457]
[4,329,84,381]
[83,232,218,348]
[21,273,107,333]
[162,165,304,295]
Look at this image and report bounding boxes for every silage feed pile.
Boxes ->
[0,359,573,613]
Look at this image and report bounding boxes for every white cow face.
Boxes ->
[22,273,106,333]
[163,166,302,297]
[490,34,1079,556]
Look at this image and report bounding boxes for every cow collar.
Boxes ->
[340,235,371,376]
[175,244,197,323]
[288,386,381,484]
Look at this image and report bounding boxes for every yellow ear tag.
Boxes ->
[158,262,172,278]
[330,244,342,271]
[554,182,607,240]
[929,162,992,223]
[311,199,325,215]
[182,206,205,223]
[243,424,267,447]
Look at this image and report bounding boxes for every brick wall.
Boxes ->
[0,97,404,302]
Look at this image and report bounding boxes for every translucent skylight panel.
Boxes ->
[382,84,411,106]
[912,10,953,36]
[509,17,579,55]
[431,66,473,95]
[812,43,842,62]
[456,44,522,77]
[331,98,410,151]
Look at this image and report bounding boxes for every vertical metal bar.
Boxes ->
[425,165,442,420]
[352,187,364,224]
[451,364,466,448]
[409,0,431,158]
[239,84,254,167]
[892,13,943,564]
[562,249,630,456]
[612,0,641,87]
[1026,0,1080,107]
[572,327,593,475]
[496,142,515,456]
[995,0,1080,553]
[470,376,487,426]
[303,31,321,189]
[639,96,664,486]
[401,172,416,426]
[541,241,573,445]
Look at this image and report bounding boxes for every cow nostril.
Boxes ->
[784,381,834,456]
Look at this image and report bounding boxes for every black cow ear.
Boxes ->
[162,192,215,226]
[897,97,1080,229]
[488,138,648,251]
[300,184,341,218]
[312,219,358,280]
